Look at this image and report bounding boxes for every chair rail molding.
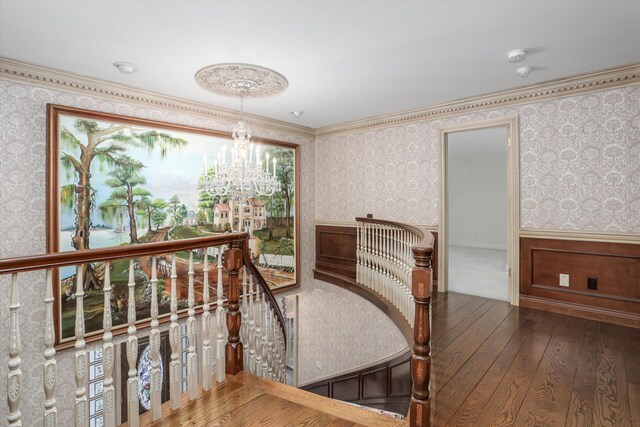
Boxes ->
[315,219,438,230]
[0,56,315,139]
[519,228,640,244]
[316,63,640,137]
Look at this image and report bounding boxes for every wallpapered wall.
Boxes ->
[315,85,640,233]
[0,78,407,424]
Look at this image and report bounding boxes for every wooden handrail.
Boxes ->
[0,233,247,275]
[356,215,428,241]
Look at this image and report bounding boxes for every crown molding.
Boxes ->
[316,63,640,138]
[3,57,639,141]
[0,56,316,140]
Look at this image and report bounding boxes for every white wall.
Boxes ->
[447,128,508,250]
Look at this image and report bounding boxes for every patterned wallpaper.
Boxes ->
[315,85,640,233]
[0,78,407,424]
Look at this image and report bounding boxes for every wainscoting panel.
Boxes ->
[301,351,412,415]
[520,237,640,328]
[315,225,358,278]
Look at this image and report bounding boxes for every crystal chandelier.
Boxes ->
[195,63,287,207]
[199,97,280,202]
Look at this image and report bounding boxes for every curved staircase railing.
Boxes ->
[311,215,434,426]
[356,215,435,427]
[0,232,286,426]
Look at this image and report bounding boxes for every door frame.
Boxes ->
[437,117,520,305]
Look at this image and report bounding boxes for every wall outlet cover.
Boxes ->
[559,273,570,287]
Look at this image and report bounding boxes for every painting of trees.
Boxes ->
[268,148,295,238]
[49,106,300,344]
[167,195,182,226]
[59,118,187,289]
[99,156,150,244]
[151,210,168,230]
[138,197,168,233]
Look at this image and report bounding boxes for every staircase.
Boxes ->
[0,216,434,426]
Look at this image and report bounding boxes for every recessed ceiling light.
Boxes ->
[290,111,304,118]
[516,66,532,78]
[113,62,137,74]
[507,49,527,63]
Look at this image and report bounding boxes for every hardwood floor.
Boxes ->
[132,291,637,426]
[134,371,407,426]
[431,292,639,427]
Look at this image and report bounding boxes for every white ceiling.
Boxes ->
[1,0,639,128]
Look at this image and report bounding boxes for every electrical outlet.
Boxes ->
[559,274,570,287]
[315,361,322,370]
[587,277,598,290]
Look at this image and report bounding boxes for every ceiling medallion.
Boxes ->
[195,63,288,97]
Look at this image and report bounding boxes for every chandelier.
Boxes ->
[195,63,288,203]
[199,115,280,201]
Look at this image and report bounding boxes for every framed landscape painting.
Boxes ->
[47,104,299,347]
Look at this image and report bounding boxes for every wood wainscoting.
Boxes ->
[301,351,412,415]
[315,225,358,279]
[520,237,640,328]
[314,224,438,287]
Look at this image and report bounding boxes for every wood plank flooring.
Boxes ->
[431,292,639,427]
[135,371,407,426]
[133,291,638,426]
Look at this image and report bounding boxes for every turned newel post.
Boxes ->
[409,246,433,427]
[224,241,244,374]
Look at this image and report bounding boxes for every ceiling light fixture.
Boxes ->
[507,49,527,63]
[113,62,137,74]
[195,64,286,214]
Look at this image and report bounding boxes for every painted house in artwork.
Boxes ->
[182,210,199,226]
[213,198,266,231]
[235,197,267,231]
[213,203,231,228]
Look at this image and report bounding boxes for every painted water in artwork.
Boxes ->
[55,111,296,342]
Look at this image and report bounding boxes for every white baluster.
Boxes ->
[247,275,256,374]
[169,255,181,409]
[126,260,139,427]
[74,266,88,427]
[102,263,115,427]
[261,299,269,377]
[372,224,378,293]
[7,273,22,427]
[366,222,372,289]
[43,269,57,426]
[149,257,161,420]
[215,246,226,382]
[240,266,248,369]
[254,289,262,377]
[186,252,198,400]
[201,248,212,391]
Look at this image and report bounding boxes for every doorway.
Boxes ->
[438,118,520,305]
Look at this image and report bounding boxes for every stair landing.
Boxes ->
[135,372,408,426]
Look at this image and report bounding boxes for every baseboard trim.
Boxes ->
[519,295,640,329]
